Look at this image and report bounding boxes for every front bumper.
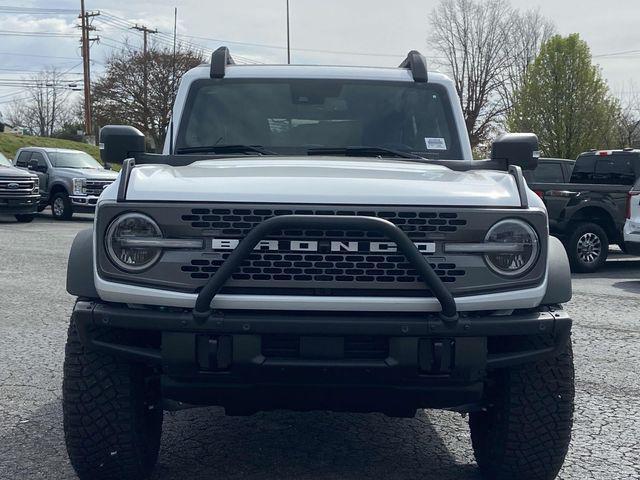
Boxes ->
[0,195,39,215]
[624,220,640,255]
[70,195,100,211]
[72,300,571,414]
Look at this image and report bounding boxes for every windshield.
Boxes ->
[176,79,462,159]
[0,152,11,167]
[48,151,102,169]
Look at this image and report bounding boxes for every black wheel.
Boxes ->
[470,337,574,480]
[51,191,73,220]
[565,222,608,273]
[14,214,34,223]
[63,319,163,480]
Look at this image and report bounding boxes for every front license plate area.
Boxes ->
[300,336,345,359]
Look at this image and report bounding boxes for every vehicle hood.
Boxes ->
[123,157,523,207]
[54,168,119,179]
[0,165,37,178]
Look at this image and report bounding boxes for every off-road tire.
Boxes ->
[14,214,34,223]
[51,191,73,220]
[469,337,574,480]
[63,319,163,480]
[565,222,608,273]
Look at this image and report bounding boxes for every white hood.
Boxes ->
[122,157,522,207]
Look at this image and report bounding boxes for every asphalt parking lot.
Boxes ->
[1,212,639,480]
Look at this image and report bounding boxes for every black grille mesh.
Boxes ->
[181,207,467,240]
[182,252,465,284]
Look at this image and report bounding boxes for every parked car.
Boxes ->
[623,178,640,255]
[64,48,574,480]
[524,157,575,184]
[0,151,39,222]
[14,147,118,220]
[528,148,640,272]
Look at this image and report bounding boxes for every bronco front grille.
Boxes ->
[176,206,468,290]
[181,207,467,241]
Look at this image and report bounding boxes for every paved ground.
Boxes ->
[0,212,639,480]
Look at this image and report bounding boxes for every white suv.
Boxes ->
[63,48,575,480]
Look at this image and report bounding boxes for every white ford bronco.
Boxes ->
[64,48,574,480]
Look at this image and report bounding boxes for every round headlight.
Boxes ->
[106,213,162,272]
[484,219,539,277]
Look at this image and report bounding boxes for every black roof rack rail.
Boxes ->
[210,46,235,79]
[399,50,428,83]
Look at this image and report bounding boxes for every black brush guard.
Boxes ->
[193,215,458,323]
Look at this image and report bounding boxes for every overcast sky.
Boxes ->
[1,0,639,113]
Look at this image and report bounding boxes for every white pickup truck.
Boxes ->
[64,48,574,480]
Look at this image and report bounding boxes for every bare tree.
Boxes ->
[92,46,203,151]
[501,8,556,111]
[429,0,554,147]
[5,68,74,137]
[429,0,515,147]
[616,82,640,148]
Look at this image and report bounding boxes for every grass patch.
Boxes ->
[0,133,100,160]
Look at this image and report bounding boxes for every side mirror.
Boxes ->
[100,125,146,165]
[491,133,539,171]
[28,159,47,173]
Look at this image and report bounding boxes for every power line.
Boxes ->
[0,51,81,60]
[0,29,76,37]
[98,15,213,54]
[99,10,426,60]
[593,49,640,58]
[0,5,76,14]
[0,66,81,74]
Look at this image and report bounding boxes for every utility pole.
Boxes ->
[286,0,291,64]
[78,0,99,140]
[132,24,158,137]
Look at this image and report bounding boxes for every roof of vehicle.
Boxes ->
[184,63,453,84]
[578,149,640,158]
[17,147,89,154]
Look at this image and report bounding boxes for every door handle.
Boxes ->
[546,190,578,197]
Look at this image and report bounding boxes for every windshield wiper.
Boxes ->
[307,146,427,161]
[175,144,277,155]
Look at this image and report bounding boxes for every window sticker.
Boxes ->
[424,137,447,150]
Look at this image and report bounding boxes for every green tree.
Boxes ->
[508,34,621,159]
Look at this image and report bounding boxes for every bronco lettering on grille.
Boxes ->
[211,239,436,254]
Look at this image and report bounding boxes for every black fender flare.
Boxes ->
[66,228,99,299]
[541,236,572,305]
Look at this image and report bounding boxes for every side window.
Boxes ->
[570,156,596,183]
[532,162,564,183]
[30,152,47,168]
[594,157,635,185]
[15,151,31,167]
